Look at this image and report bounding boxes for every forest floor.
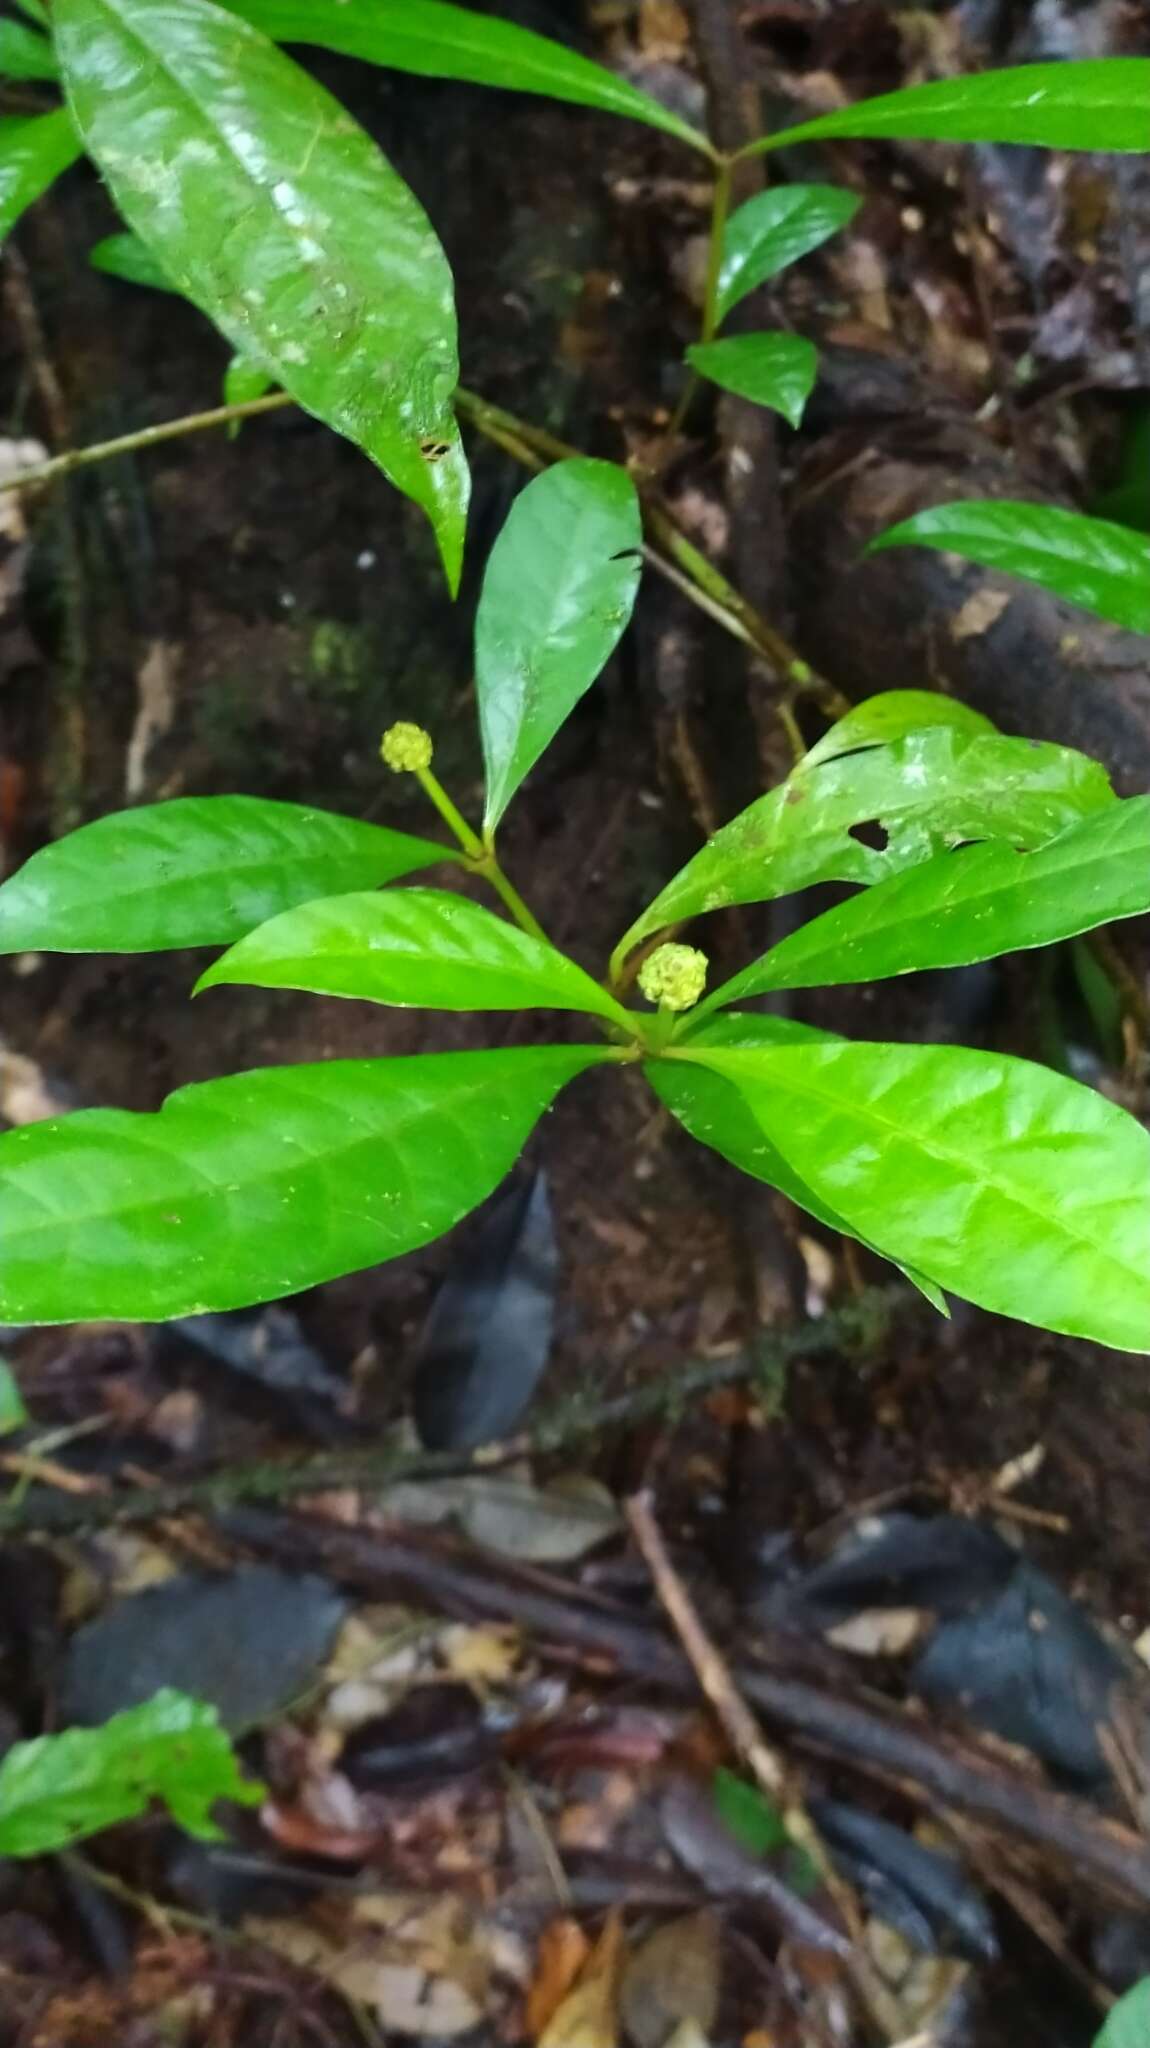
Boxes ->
[1,0,1149,2042]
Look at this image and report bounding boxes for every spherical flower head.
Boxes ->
[638,942,708,1013]
[380,722,433,774]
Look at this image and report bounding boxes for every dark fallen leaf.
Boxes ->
[913,1560,1128,1787]
[764,1514,1015,1632]
[339,1682,495,1792]
[412,1171,558,1451]
[63,1564,346,1732]
[619,1910,722,2048]
[158,1303,350,1415]
[808,1799,998,1962]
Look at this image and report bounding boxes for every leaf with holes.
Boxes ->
[750,60,1150,156]
[803,690,996,771]
[870,501,1150,635]
[0,1047,608,1321]
[651,1013,947,1313]
[687,1039,1150,1350]
[705,796,1150,1003]
[54,0,469,587]
[475,460,642,833]
[0,109,82,241]
[218,0,712,155]
[718,184,859,322]
[0,797,456,954]
[616,728,1113,963]
[0,1689,263,1856]
[687,334,817,428]
[198,887,634,1027]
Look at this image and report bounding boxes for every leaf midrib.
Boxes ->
[708,1049,1150,1294]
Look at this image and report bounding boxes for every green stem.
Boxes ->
[0,383,848,729]
[414,763,550,946]
[702,154,733,343]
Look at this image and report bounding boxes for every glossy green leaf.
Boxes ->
[54,0,469,589]
[1095,1979,1150,2048]
[652,1013,947,1313]
[803,689,996,771]
[709,796,1150,1003]
[751,60,1150,156]
[198,887,634,1027]
[687,334,817,429]
[219,0,712,156]
[687,1039,1150,1350]
[616,728,1113,962]
[12,0,50,27]
[0,1689,263,1856]
[89,229,176,292]
[0,17,59,79]
[718,184,859,323]
[475,460,642,833]
[0,109,82,243]
[0,796,455,955]
[0,1046,607,1321]
[870,500,1150,634]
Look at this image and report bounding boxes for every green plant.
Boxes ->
[0,6,1147,1353]
[0,1689,263,1856]
[1095,1979,1150,2048]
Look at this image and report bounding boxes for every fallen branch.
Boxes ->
[246,1511,1150,1917]
[0,1287,905,1535]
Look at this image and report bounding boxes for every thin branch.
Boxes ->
[0,381,848,728]
[627,1490,908,2040]
[0,1287,907,1535]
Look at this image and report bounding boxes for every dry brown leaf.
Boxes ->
[537,1909,625,2048]
[620,1912,721,2048]
[526,1918,594,2038]
[950,587,1012,642]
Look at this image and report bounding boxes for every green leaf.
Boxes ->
[0,1360,28,1436]
[0,1689,263,1856]
[616,728,1113,962]
[1095,1979,1150,2048]
[687,1039,1150,1351]
[12,0,51,27]
[198,887,634,1028]
[709,796,1150,1002]
[714,1766,790,1856]
[475,460,642,834]
[718,184,860,323]
[686,333,817,429]
[54,0,469,590]
[713,1768,820,1893]
[0,796,455,955]
[0,17,59,80]
[802,689,996,771]
[218,0,712,157]
[224,354,277,415]
[89,228,176,291]
[0,1047,607,1321]
[652,1013,947,1314]
[870,500,1150,635]
[0,109,82,243]
[751,60,1150,156]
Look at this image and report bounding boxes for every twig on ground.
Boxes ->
[626,1490,909,2038]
